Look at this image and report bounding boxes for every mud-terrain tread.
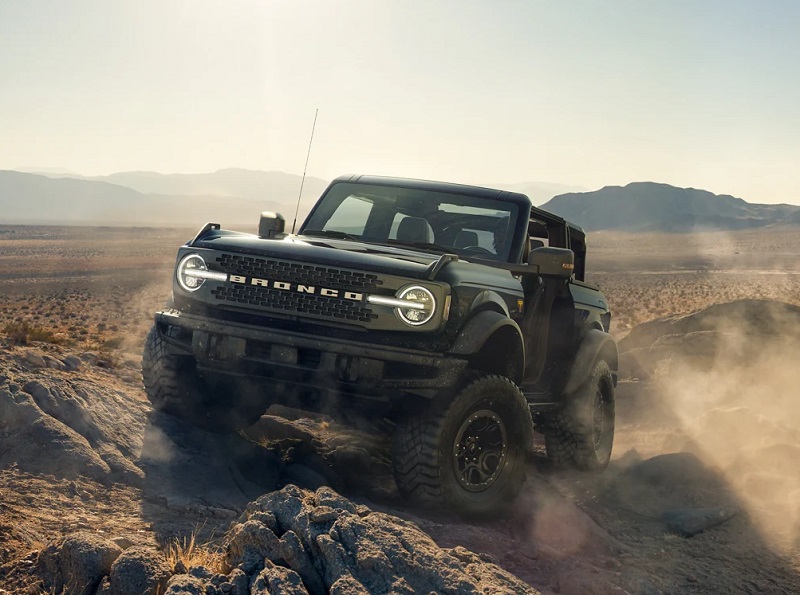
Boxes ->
[544,359,614,471]
[392,374,532,516]
[393,410,447,504]
[141,324,198,416]
[142,325,265,430]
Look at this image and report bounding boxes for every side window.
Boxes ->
[323,195,372,235]
[528,220,551,249]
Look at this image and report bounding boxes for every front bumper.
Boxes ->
[154,309,466,399]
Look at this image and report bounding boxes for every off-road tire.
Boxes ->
[141,324,262,430]
[142,324,206,419]
[392,374,532,518]
[544,359,615,470]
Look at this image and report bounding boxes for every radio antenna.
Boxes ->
[292,108,319,233]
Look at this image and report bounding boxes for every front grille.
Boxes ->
[211,254,381,322]
[215,254,384,291]
[211,284,376,322]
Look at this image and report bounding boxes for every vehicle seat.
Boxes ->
[396,217,434,243]
[453,230,478,249]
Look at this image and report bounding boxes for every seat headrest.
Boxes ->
[453,230,479,249]
[396,217,434,243]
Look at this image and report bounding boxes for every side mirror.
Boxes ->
[528,246,574,278]
[259,212,285,239]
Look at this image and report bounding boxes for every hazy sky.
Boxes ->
[1,1,799,204]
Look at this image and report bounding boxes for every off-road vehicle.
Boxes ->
[143,175,617,516]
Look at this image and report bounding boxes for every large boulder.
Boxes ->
[36,533,122,595]
[0,388,112,482]
[619,299,800,353]
[0,363,149,485]
[102,545,172,595]
[164,484,540,594]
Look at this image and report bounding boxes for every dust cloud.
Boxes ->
[646,304,800,549]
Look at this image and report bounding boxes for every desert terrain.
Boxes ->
[1,224,800,594]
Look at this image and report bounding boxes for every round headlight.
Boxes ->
[177,254,208,292]
[395,285,436,326]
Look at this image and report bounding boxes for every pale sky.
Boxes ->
[1,0,799,204]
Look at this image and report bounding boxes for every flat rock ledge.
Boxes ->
[33,485,539,595]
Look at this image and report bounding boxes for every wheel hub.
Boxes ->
[453,410,508,492]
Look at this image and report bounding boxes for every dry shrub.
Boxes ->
[165,532,227,575]
[2,321,64,345]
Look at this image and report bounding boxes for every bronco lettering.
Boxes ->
[229,275,363,301]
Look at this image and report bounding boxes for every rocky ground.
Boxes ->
[1,299,800,594]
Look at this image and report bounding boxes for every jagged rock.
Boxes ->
[225,568,248,595]
[278,530,325,595]
[0,372,149,486]
[80,352,101,366]
[42,354,66,370]
[109,537,134,551]
[22,351,46,368]
[97,444,145,485]
[662,507,740,537]
[163,574,207,594]
[0,388,112,481]
[105,545,172,595]
[619,300,800,353]
[264,403,332,422]
[214,485,540,594]
[621,452,722,488]
[224,520,281,574]
[36,532,122,595]
[245,415,321,445]
[250,560,308,594]
[22,380,144,458]
[63,355,82,371]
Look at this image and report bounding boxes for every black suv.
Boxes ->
[143,175,617,516]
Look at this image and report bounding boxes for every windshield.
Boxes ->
[301,182,520,262]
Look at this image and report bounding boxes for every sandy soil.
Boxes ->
[1,225,799,594]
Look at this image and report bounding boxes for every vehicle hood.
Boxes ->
[191,231,442,280]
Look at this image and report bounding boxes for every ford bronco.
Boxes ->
[143,175,617,516]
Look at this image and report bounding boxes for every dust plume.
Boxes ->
[643,301,800,549]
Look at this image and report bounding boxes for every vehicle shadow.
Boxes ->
[136,388,800,594]
[138,411,283,544]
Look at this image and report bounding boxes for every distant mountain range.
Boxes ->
[71,168,328,205]
[541,182,800,232]
[0,169,329,227]
[2,171,798,231]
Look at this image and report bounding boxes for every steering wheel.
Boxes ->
[461,246,494,255]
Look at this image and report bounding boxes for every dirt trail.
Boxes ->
[1,300,800,593]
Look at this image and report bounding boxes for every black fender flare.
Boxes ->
[563,329,618,395]
[449,310,525,360]
[469,290,511,317]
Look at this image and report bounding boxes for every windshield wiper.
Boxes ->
[387,239,454,253]
[302,229,360,241]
